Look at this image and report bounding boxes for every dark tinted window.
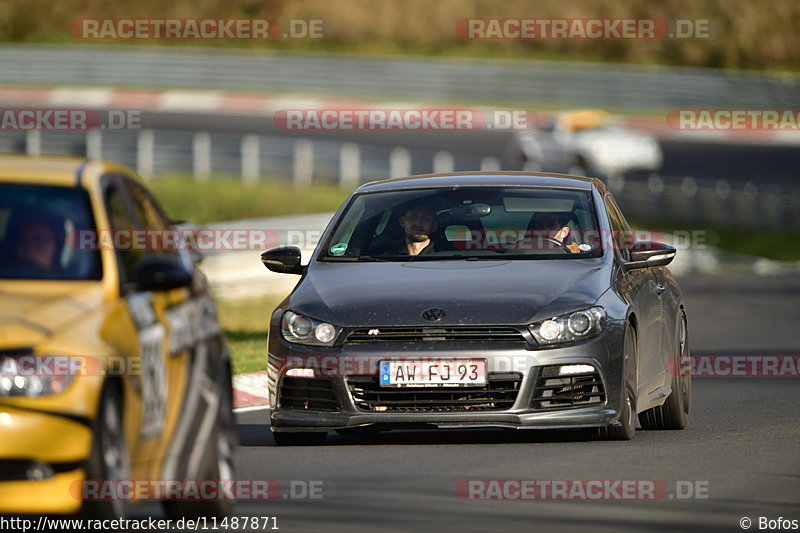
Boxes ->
[0,183,101,280]
[104,184,143,287]
[123,179,180,260]
[604,194,631,261]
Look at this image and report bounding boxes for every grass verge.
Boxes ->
[145,175,349,375]
[146,175,353,224]
[6,0,799,71]
[627,219,800,262]
[709,229,800,262]
[215,294,289,375]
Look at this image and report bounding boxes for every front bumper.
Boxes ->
[268,322,627,433]
[0,405,91,514]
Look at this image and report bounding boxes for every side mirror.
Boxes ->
[132,255,193,291]
[261,246,305,275]
[625,241,676,269]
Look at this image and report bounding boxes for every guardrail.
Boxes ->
[2,127,799,232]
[1,44,799,110]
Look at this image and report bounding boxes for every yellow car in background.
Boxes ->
[0,155,235,518]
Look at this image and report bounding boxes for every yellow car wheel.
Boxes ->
[163,365,237,519]
[79,383,131,519]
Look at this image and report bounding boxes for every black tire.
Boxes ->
[597,325,637,441]
[272,431,327,446]
[640,311,691,430]
[163,366,237,519]
[80,383,131,519]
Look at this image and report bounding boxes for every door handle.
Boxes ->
[654,284,666,295]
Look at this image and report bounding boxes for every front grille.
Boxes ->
[532,366,605,409]
[347,372,522,412]
[0,459,79,481]
[0,460,38,482]
[345,327,526,344]
[0,348,34,356]
[278,377,340,411]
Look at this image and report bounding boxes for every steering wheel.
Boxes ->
[543,236,571,253]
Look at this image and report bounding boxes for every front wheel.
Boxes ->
[80,383,131,519]
[163,366,237,519]
[640,311,691,430]
[597,325,637,441]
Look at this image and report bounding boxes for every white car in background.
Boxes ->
[510,110,663,178]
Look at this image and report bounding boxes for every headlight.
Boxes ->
[281,311,341,346]
[0,356,75,397]
[529,307,606,346]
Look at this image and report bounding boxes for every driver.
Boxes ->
[16,221,59,272]
[0,214,64,278]
[397,205,440,256]
[531,212,581,253]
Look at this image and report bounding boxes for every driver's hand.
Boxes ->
[553,225,570,243]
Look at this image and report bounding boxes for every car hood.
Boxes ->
[0,282,104,349]
[289,259,611,327]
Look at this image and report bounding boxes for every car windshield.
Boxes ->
[320,186,602,261]
[0,183,102,280]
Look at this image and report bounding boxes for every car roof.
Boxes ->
[356,171,606,194]
[0,154,138,188]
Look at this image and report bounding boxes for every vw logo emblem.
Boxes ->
[422,308,445,322]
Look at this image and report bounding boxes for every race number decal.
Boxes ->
[138,322,166,438]
[127,293,167,439]
[165,294,222,356]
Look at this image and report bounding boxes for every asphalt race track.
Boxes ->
[216,275,800,533]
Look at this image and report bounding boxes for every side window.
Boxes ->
[126,181,167,231]
[325,197,367,255]
[604,194,630,261]
[104,185,144,288]
[124,180,181,260]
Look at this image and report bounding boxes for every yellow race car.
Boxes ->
[0,155,236,518]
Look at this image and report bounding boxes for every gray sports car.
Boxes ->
[509,110,663,178]
[261,171,690,444]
